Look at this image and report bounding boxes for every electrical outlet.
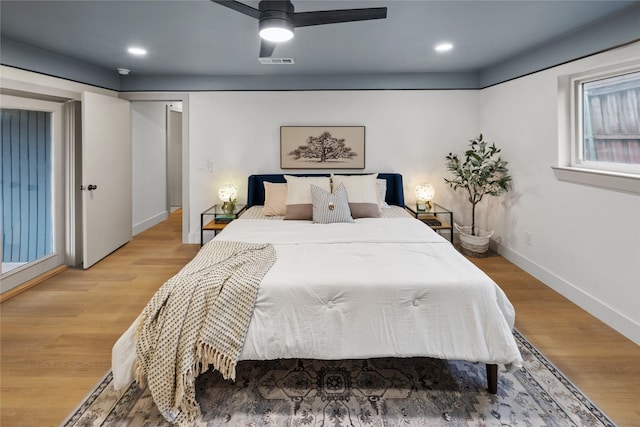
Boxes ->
[525,231,532,245]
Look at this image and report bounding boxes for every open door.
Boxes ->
[81,92,132,269]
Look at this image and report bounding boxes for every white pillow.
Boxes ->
[310,182,354,224]
[262,182,287,216]
[331,174,380,218]
[284,175,332,220]
[376,178,390,208]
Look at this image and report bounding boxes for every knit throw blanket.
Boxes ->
[134,240,276,425]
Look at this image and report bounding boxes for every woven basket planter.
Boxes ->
[455,224,494,255]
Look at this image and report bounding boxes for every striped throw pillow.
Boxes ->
[310,182,354,224]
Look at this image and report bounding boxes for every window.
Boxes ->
[573,67,640,175]
[0,95,65,294]
[1,109,53,272]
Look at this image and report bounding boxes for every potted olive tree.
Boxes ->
[445,134,512,255]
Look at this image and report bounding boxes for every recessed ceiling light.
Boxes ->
[435,43,453,53]
[127,46,147,56]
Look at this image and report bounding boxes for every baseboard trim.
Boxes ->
[188,232,201,245]
[133,211,168,235]
[496,243,640,346]
[0,265,68,303]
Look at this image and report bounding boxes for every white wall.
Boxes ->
[132,102,169,234]
[188,90,480,242]
[186,56,639,344]
[480,42,640,344]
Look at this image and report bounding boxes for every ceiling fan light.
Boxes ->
[127,46,147,56]
[435,42,454,53]
[259,17,294,42]
[259,26,294,42]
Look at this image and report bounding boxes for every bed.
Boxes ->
[112,173,523,424]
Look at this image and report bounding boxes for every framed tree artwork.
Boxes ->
[280,126,365,169]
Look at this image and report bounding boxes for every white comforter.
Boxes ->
[112,216,523,390]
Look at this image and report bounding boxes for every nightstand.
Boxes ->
[405,203,453,243]
[200,204,246,246]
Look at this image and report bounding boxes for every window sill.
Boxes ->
[552,166,640,194]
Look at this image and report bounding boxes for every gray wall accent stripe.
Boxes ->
[480,4,640,88]
[117,72,479,92]
[0,37,119,91]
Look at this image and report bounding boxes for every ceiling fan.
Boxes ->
[211,0,387,58]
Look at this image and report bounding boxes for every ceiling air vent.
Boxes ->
[258,58,295,65]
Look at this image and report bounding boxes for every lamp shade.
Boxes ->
[415,183,435,202]
[218,183,238,202]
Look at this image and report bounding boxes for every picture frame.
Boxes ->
[280,126,365,169]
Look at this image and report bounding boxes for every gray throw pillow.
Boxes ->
[310,182,354,224]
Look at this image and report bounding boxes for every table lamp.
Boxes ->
[218,183,238,215]
[415,183,435,211]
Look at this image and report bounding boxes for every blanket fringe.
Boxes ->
[172,367,201,425]
[197,342,237,382]
[134,361,146,389]
[133,309,237,423]
[134,315,147,388]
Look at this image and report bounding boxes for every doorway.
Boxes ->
[121,93,189,244]
[131,101,183,235]
[167,104,182,213]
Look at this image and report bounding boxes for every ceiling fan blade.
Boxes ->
[210,0,262,19]
[259,39,277,58]
[291,7,387,27]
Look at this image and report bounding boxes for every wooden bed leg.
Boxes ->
[486,364,498,394]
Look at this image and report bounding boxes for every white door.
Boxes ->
[81,92,132,269]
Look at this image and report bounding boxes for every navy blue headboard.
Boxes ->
[247,173,405,208]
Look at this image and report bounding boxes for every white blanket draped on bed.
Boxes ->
[112,215,523,391]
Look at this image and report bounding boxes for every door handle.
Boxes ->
[81,184,98,191]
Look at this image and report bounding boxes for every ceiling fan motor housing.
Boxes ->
[259,0,294,15]
[259,0,295,34]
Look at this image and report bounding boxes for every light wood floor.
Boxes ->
[1,210,639,426]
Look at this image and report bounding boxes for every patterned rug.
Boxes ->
[61,330,615,426]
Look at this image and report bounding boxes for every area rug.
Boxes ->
[61,330,615,426]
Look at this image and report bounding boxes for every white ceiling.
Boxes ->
[1,0,638,79]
